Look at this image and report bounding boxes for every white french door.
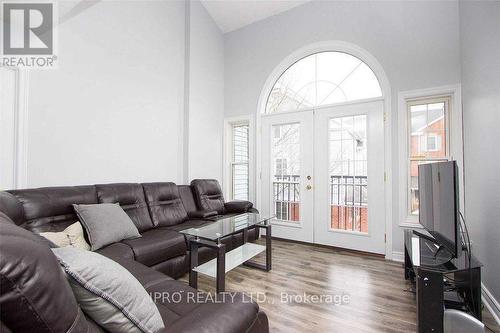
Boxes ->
[261,100,385,254]
[313,101,385,254]
[261,111,314,243]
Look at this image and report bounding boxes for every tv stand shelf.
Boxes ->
[404,229,483,333]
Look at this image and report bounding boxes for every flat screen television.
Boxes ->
[418,160,461,258]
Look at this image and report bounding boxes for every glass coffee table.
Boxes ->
[180,213,272,293]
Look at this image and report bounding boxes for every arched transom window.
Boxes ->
[265,52,382,114]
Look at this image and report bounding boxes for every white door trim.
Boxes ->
[0,68,29,189]
[255,40,392,258]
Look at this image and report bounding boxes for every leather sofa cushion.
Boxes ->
[96,183,154,232]
[142,183,189,227]
[121,229,187,266]
[95,242,135,261]
[146,279,200,327]
[115,258,174,290]
[161,219,213,232]
[0,192,24,225]
[190,179,226,214]
[225,200,253,213]
[103,260,259,332]
[7,185,97,233]
[150,255,187,280]
[187,210,218,219]
[177,185,198,214]
[157,288,260,333]
[0,212,92,333]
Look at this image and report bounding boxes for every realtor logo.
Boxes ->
[1,2,58,68]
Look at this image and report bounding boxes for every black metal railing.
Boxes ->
[272,175,368,231]
[273,175,300,221]
[330,175,367,232]
[330,175,367,207]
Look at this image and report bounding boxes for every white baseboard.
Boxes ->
[482,283,500,325]
[392,251,404,263]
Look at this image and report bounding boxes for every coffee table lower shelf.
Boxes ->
[193,243,266,277]
[188,221,272,293]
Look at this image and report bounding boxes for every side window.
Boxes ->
[230,123,249,200]
[407,97,450,216]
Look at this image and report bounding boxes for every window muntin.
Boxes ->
[407,97,450,216]
[231,124,249,200]
[265,52,382,114]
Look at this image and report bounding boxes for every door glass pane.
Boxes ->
[272,123,300,222]
[329,115,367,233]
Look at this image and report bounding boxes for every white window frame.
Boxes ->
[406,96,451,217]
[223,115,255,202]
[398,85,463,227]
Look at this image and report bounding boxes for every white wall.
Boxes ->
[188,0,225,182]
[26,1,186,187]
[460,0,500,304]
[8,0,225,188]
[224,0,462,255]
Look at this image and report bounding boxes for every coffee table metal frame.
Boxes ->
[187,218,272,293]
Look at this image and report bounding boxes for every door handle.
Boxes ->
[306,185,312,190]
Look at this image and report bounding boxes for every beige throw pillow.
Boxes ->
[40,222,90,250]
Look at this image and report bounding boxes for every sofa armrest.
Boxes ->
[248,207,259,214]
[188,210,218,219]
[224,200,253,213]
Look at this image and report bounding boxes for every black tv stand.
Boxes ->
[404,229,483,333]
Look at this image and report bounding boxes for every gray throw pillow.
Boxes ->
[73,203,141,251]
[52,247,164,333]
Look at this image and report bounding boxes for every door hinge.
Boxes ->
[383,112,387,122]
[384,172,387,182]
[384,233,387,243]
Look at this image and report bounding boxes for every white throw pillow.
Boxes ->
[40,222,90,250]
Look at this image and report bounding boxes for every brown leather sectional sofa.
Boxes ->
[0,179,269,333]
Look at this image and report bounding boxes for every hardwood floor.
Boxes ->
[181,238,500,332]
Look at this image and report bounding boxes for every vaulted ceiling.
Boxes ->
[200,0,312,33]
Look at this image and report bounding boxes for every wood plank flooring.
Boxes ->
[181,239,500,332]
